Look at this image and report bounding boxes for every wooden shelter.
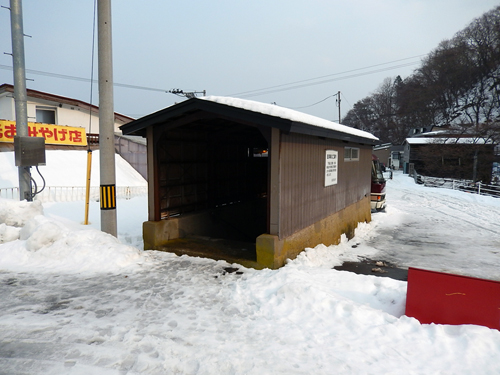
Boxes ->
[120,97,378,269]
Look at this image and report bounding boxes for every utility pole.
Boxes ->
[472,149,478,183]
[9,0,31,201]
[98,0,117,236]
[336,91,341,124]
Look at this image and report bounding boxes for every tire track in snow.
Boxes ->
[398,188,500,235]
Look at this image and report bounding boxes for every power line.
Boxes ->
[340,92,371,129]
[228,54,427,98]
[235,61,421,98]
[289,93,337,109]
[0,53,427,102]
[233,61,420,116]
[0,64,169,92]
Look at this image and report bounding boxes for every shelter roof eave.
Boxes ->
[289,121,377,145]
[120,97,378,144]
[119,98,292,137]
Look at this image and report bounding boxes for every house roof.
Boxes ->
[0,83,134,124]
[120,96,378,144]
[410,130,449,137]
[373,143,392,151]
[406,137,494,145]
[391,145,405,152]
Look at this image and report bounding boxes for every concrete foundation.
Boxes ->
[143,210,229,251]
[143,196,371,270]
[256,196,371,269]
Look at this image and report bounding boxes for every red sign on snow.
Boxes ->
[405,267,500,330]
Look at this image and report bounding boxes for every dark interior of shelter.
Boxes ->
[157,120,270,262]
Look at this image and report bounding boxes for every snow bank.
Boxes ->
[290,222,380,269]
[0,197,43,228]
[0,198,142,273]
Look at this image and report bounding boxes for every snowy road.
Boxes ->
[359,172,500,280]
[0,254,410,375]
[2,252,499,375]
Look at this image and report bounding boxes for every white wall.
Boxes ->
[0,94,14,120]
[0,94,123,134]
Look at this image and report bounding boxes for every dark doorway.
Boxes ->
[156,120,269,260]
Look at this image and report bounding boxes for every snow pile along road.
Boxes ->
[0,198,142,273]
[1,149,149,250]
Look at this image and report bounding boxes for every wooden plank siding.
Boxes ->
[279,132,372,239]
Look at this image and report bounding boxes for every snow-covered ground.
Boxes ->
[1,153,500,374]
[356,173,500,280]
[0,150,148,249]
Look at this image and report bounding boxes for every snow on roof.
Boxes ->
[200,96,378,141]
[406,137,494,145]
[412,130,449,137]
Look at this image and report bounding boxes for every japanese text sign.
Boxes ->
[325,150,338,186]
[0,120,87,146]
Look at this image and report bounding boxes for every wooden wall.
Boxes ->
[278,132,372,239]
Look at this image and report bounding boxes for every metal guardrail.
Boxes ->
[0,186,147,202]
[452,181,500,198]
[420,176,500,198]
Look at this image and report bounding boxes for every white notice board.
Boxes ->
[325,150,338,186]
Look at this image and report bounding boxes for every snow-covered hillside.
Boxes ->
[0,167,499,374]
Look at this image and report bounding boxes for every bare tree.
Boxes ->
[343,5,500,149]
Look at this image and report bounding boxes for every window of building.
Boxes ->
[344,147,359,161]
[36,106,56,124]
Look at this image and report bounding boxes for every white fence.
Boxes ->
[0,187,19,200]
[420,177,500,198]
[0,186,147,202]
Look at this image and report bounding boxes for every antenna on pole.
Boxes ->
[168,89,206,99]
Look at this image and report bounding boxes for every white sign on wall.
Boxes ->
[325,150,338,186]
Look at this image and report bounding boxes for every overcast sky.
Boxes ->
[1,0,499,122]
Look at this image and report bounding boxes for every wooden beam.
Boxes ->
[147,127,161,221]
[269,127,280,236]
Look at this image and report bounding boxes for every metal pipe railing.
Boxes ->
[0,186,147,202]
[420,176,500,198]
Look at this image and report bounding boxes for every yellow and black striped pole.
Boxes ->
[100,184,116,210]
